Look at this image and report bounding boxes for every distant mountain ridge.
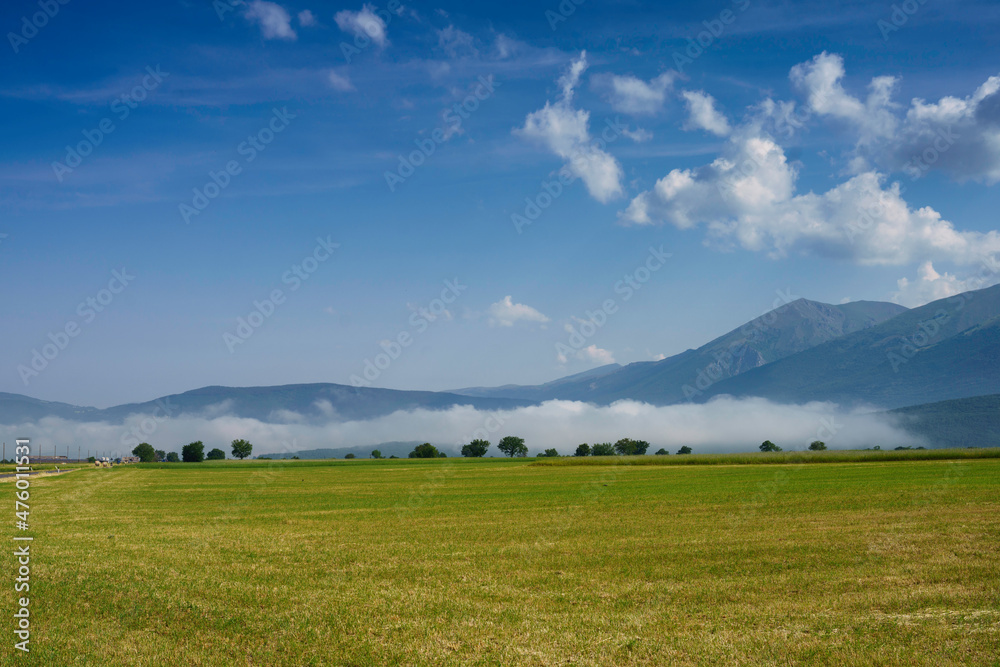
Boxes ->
[0,384,533,425]
[5,286,1000,427]
[696,284,1000,408]
[449,299,907,405]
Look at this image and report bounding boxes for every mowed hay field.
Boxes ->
[5,456,1000,666]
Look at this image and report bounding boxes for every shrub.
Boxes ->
[461,439,490,457]
[132,442,157,463]
[345,453,356,459]
[591,443,615,456]
[181,441,205,463]
[409,443,439,458]
[614,438,650,456]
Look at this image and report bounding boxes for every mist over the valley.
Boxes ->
[1,397,922,458]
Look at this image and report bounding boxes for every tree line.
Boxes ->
[129,439,253,463]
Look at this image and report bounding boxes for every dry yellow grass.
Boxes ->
[4,457,999,665]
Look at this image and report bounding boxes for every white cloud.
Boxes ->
[790,51,897,145]
[334,4,389,49]
[1,398,919,457]
[681,90,731,136]
[592,72,676,115]
[327,69,355,92]
[892,260,1000,307]
[298,9,317,27]
[516,52,625,203]
[791,52,1000,183]
[579,344,615,364]
[437,25,477,58]
[487,296,550,327]
[619,129,1000,271]
[245,1,297,40]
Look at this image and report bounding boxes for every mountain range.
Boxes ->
[4,283,1000,448]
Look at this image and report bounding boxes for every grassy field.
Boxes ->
[5,455,999,665]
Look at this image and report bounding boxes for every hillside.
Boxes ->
[700,284,1000,408]
[451,299,907,405]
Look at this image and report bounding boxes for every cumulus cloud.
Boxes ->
[1,398,921,457]
[516,52,625,203]
[681,90,731,136]
[487,296,549,327]
[790,52,897,144]
[792,52,1000,183]
[298,9,317,27]
[592,71,676,115]
[618,129,1000,271]
[245,1,296,40]
[327,69,355,92]
[891,260,1000,306]
[334,4,389,48]
[557,341,615,365]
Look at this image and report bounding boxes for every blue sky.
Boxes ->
[3,0,1000,408]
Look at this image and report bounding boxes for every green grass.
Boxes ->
[5,456,1000,665]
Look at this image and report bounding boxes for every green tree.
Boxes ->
[676,446,693,455]
[574,443,591,457]
[759,440,782,452]
[409,443,439,458]
[231,439,253,460]
[655,448,669,455]
[614,438,650,455]
[154,449,166,462]
[206,448,226,460]
[371,449,383,459]
[461,439,490,457]
[497,436,527,458]
[808,440,827,451]
[540,448,559,457]
[87,456,96,463]
[181,441,205,462]
[131,442,157,463]
[345,453,356,459]
[438,452,447,458]
[591,443,615,456]
[166,452,180,463]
